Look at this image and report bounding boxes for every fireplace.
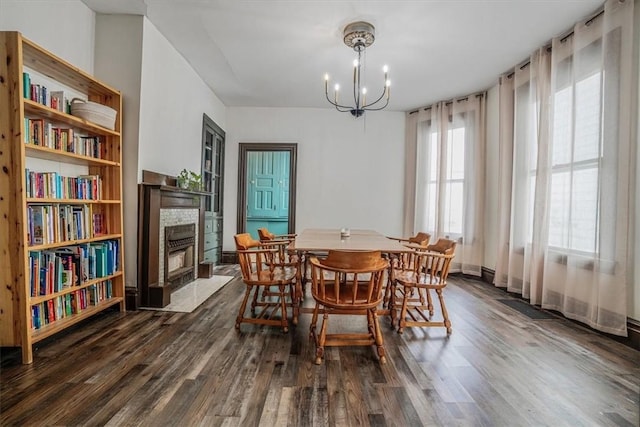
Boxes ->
[164,223,196,287]
[137,170,206,309]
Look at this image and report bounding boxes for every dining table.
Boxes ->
[288,228,410,315]
[288,228,410,253]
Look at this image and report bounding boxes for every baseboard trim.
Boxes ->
[222,251,238,265]
[622,318,640,350]
[477,267,639,351]
[481,267,495,285]
[125,287,138,311]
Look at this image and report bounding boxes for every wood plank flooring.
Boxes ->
[1,268,638,426]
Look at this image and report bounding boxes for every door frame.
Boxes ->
[237,143,297,235]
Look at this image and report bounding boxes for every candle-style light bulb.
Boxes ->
[362,87,367,106]
[385,80,391,99]
[324,73,329,92]
[334,84,340,103]
[353,59,359,68]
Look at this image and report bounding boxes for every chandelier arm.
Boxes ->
[362,90,387,109]
[335,105,353,112]
[363,97,390,111]
[325,92,358,110]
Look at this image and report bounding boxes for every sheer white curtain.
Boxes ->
[495,0,634,335]
[494,48,551,305]
[408,95,486,275]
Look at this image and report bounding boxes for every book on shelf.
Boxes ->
[49,90,67,112]
[25,118,45,146]
[30,205,44,244]
[23,72,30,99]
[54,247,82,287]
[31,305,41,330]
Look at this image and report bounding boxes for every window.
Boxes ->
[443,127,465,236]
[412,97,485,275]
[419,122,465,238]
[549,46,602,255]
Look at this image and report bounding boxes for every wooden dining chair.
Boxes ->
[386,232,431,246]
[384,232,431,308]
[308,250,389,365]
[256,227,303,302]
[234,233,298,333]
[257,227,297,243]
[390,238,456,335]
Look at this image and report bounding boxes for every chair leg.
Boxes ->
[236,286,252,330]
[436,288,452,335]
[251,285,260,315]
[290,283,299,325]
[367,309,375,336]
[279,284,289,333]
[309,302,320,341]
[425,288,434,317]
[398,285,411,334]
[383,267,395,309]
[315,312,328,365]
[371,309,386,364]
[389,282,398,329]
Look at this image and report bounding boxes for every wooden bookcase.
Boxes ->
[0,31,125,364]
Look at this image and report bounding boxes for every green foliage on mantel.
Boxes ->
[177,168,202,191]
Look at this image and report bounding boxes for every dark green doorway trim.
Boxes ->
[237,143,297,236]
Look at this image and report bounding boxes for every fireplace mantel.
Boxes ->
[136,170,207,308]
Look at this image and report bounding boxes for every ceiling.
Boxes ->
[81,0,603,112]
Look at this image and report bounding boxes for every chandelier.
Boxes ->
[324,21,390,118]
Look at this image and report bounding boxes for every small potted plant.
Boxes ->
[177,169,190,189]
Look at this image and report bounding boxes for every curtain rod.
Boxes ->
[502,5,606,80]
[408,93,485,115]
[560,9,605,43]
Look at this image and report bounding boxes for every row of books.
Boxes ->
[28,241,120,297]
[23,72,71,113]
[25,170,102,200]
[27,204,94,245]
[30,280,114,330]
[24,118,105,159]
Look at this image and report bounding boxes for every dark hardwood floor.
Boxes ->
[1,267,638,426]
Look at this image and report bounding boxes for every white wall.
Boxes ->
[94,15,144,290]
[0,0,95,73]
[92,16,227,288]
[138,19,226,179]
[224,107,405,251]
